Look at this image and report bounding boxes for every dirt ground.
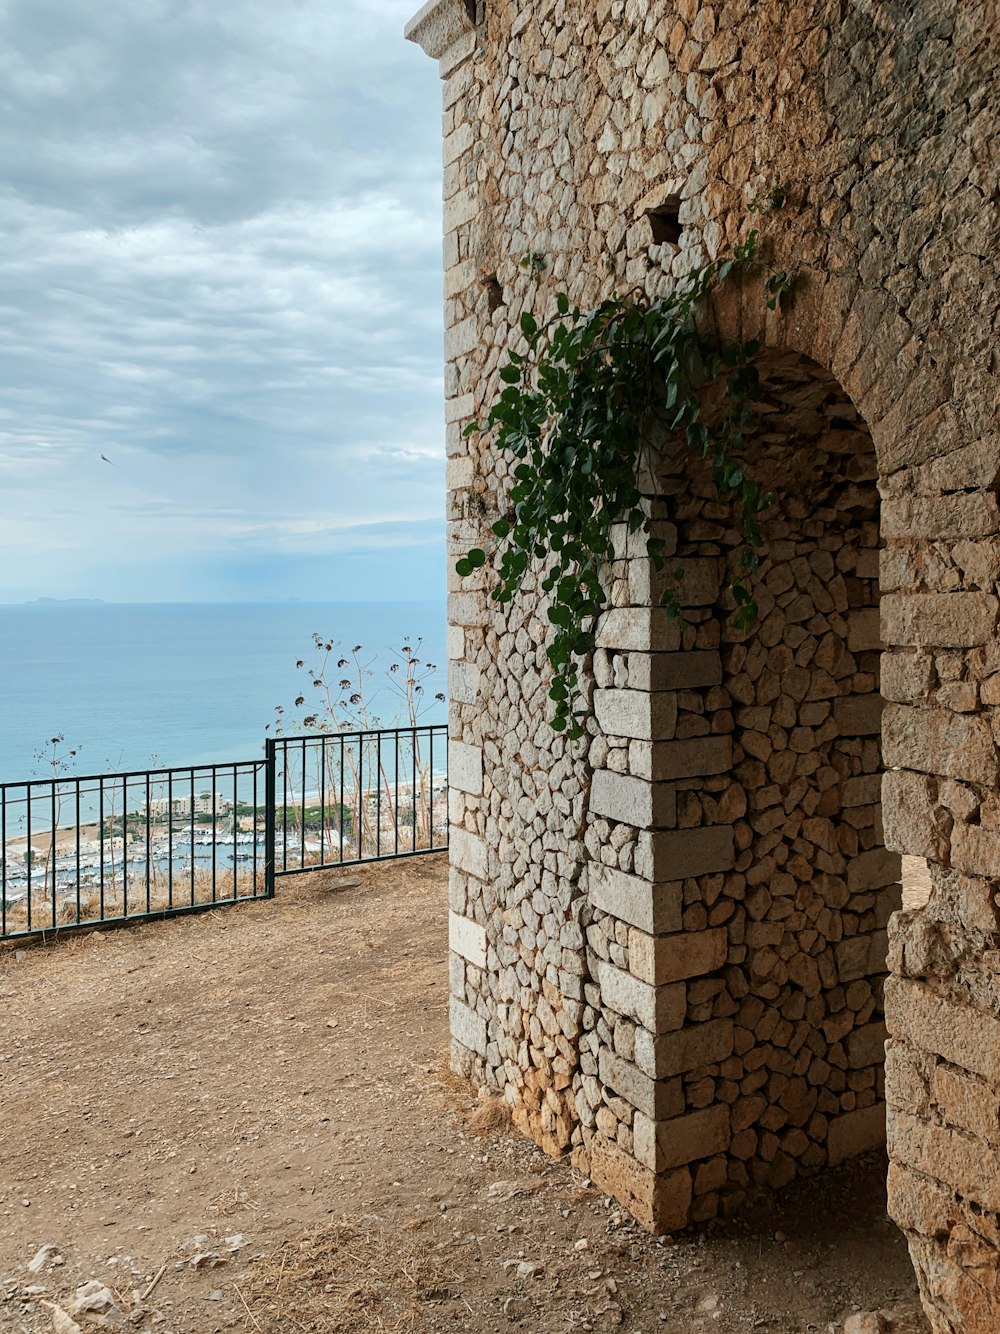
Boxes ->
[0,855,927,1333]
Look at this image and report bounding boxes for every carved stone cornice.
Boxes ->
[404,0,476,62]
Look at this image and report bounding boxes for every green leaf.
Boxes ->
[520,311,538,338]
[467,548,487,569]
[557,293,570,315]
[454,558,473,578]
[492,518,511,538]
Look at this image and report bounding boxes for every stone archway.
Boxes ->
[583,348,897,1228]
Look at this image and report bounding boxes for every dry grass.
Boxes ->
[237,1219,461,1333]
[464,1093,513,1138]
[1,867,266,940]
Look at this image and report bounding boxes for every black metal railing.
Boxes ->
[270,725,448,877]
[0,724,448,943]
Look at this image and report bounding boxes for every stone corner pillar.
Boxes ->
[404,0,477,73]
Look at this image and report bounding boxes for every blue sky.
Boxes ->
[0,0,446,603]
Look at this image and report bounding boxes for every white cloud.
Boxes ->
[0,0,447,602]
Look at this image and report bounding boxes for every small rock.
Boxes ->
[843,1315,889,1334]
[69,1280,116,1316]
[44,1303,83,1334]
[574,1238,590,1251]
[516,1260,542,1278]
[189,1252,224,1269]
[208,1291,224,1302]
[27,1245,58,1274]
[223,1234,249,1253]
[503,1295,531,1320]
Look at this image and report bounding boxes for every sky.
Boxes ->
[0,0,446,603]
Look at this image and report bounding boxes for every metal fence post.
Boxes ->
[264,740,276,900]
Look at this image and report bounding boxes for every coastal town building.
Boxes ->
[407,1,1000,1329]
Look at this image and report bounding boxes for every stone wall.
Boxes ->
[406,0,1000,1327]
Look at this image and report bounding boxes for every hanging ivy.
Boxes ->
[456,230,781,740]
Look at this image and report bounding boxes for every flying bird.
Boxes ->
[100,454,113,465]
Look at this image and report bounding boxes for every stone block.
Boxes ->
[450,827,487,880]
[828,1102,886,1165]
[448,950,465,998]
[449,997,487,1055]
[634,1019,734,1079]
[610,517,677,561]
[883,705,998,786]
[404,0,475,59]
[847,849,901,893]
[887,1159,959,1238]
[882,770,942,860]
[634,828,735,882]
[589,1137,693,1234]
[447,625,465,659]
[639,736,733,780]
[881,593,999,649]
[599,1048,684,1119]
[880,651,934,704]
[447,592,488,627]
[634,1104,730,1172]
[444,390,475,423]
[654,1104,731,1170]
[442,188,479,235]
[594,688,678,741]
[445,455,474,489]
[596,959,685,1033]
[932,1064,1000,1142]
[847,1021,888,1068]
[888,1107,1000,1212]
[843,774,881,806]
[449,910,486,968]
[672,558,721,606]
[923,438,1000,494]
[448,740,483,796]
[448,660,481,703]
[884,1042,931,1116]
[837,930,889,982]
[885,976,1000,1086]
[628,927,728,986]
[443,119,474,165]
[950,824,1000,880]
[881,493,1000,541]
[834,694,884,735]
[589,770,677,828]
[625,651,722,692]
[848,607,881,652]
[439,28,474,76]
[596,607,682,652]
[588,864,683,935]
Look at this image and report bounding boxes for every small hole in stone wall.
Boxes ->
[647,198,682,246]
[483,273,504,313]
[463,0,478,23]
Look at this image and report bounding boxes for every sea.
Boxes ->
[0,601,447,785]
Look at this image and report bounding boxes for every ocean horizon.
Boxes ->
[0,600,447,784]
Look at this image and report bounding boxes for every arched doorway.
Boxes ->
[586,348,900,1226]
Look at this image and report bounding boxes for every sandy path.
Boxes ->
[0,856,926,1332]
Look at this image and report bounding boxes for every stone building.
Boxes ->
[405,1,1000,1328]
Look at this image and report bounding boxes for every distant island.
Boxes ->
[24,597,107,606]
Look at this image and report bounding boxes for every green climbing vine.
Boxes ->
[456,230,782,741]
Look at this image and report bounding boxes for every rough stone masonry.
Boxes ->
[405,2,1000,1329]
